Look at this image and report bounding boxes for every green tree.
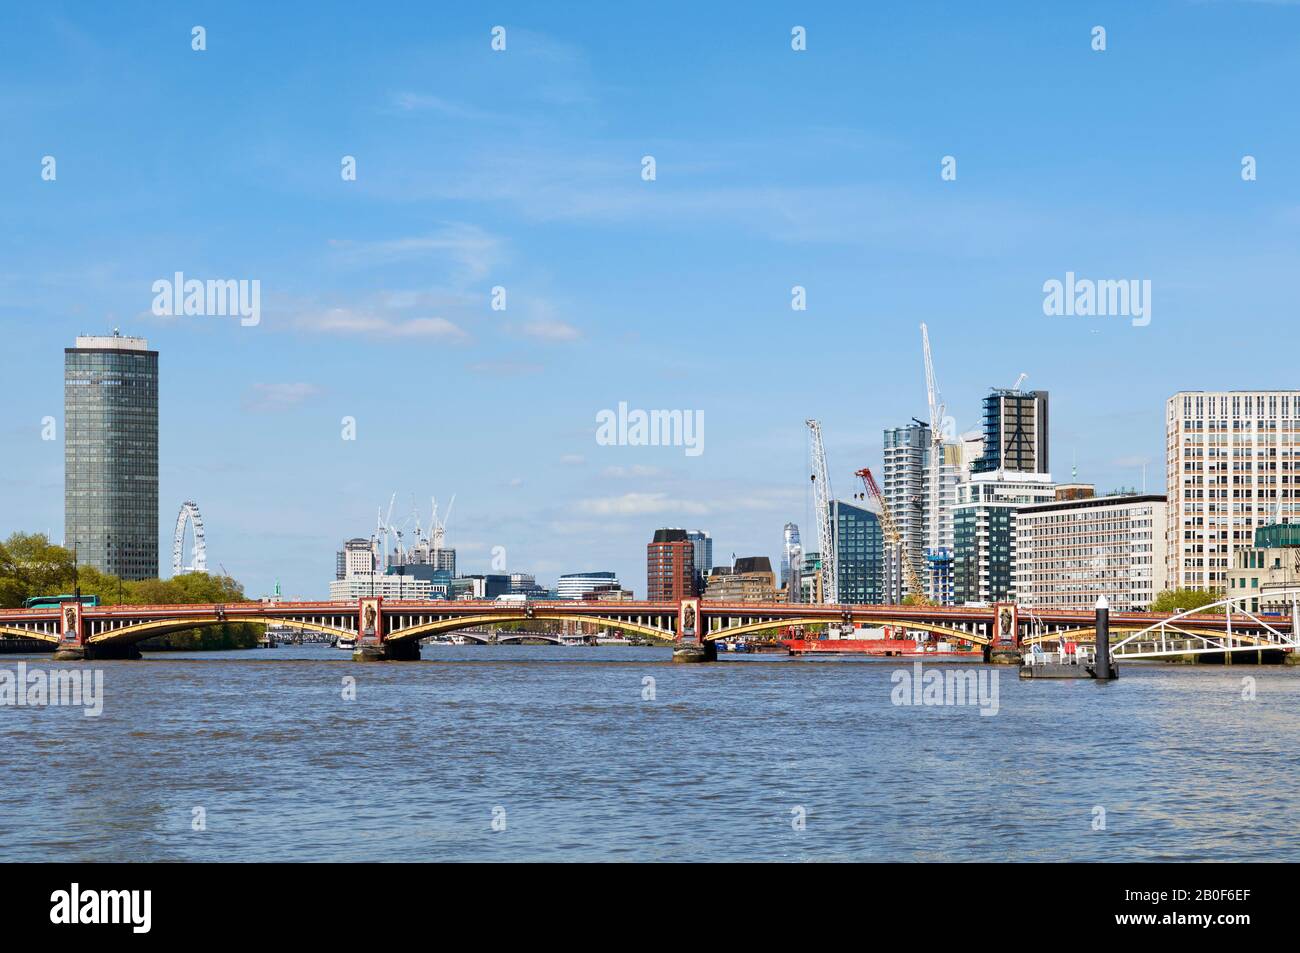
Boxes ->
[1151,588,1224,614]
[0,533,76,607]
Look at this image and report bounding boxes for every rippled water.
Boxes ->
[2,644,1297,861]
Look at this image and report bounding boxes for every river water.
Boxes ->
[2,644,1297,862]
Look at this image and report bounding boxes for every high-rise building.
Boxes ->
[557,571,621,599]
[686,529,712,589]
[953,473,1056,604]
[831,500,883,604]
[883,423,962,603]
[338,537,375,579]
[1166,391,1300,591]
[799,552,824,604]
[973,389,1049,476]
[64,332,159,580]
[1015,494,1168,611]
[882,424,926,603]
[780,523,802,592]
[647,528,696,601]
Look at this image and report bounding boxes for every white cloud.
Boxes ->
[241,382,322,413]
[296,308,467,340]
[519,319,580,341]
[575,492,709,517]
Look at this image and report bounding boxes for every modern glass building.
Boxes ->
[557,571,620,599]
[953,474,1055,604]
[973,389,1049,475]
[64,332,159,580]
[830,500,883,604]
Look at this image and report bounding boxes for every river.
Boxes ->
[2,644,1296,861]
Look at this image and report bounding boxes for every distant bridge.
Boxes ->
[0,595,1294,661]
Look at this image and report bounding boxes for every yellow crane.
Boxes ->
[854,467,926,603]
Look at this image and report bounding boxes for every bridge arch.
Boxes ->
[702,616,991,646]
[0,624,60,644]
[385,613,675,643]
[87,616,355,646]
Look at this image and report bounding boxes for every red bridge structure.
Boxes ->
[2,594,1297,663]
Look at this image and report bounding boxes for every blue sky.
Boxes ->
[3,1,1299,598]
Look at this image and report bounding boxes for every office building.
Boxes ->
[953,474,1056,604]
[686,529,712,589]
[64,331,159,580]
[1015,494,1168,611]
[557,571,621,600]
[329,573,440,601]
[1229,522,1300,613]
[704,556,779,602]
[831,500,884,605]
[338,538,376,579]
[799,552,824,605]
[1166,391,1300,590]
[647,528,696,601]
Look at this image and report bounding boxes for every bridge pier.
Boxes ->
[672,640,717,663]
[351,639,421,662]
[52,642,142,661]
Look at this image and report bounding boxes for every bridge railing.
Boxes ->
[1111,588,1300,656]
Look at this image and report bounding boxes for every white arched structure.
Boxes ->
[172,501,207,576]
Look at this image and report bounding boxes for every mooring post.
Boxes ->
[1094,595,1112,680]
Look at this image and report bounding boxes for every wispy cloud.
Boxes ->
[518,318,580,342]
[241,382,322,413]
[575,492,709,517]
[295,308,467,340]
[327,223,503,281]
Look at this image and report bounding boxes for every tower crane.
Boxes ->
[855,466,925,602]
[805,419,837,604]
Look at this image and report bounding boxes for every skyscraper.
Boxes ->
[883,423,961,603]
[780,522,802,592]
[64,332,159,580]
[647,528,697,601]
[1166,391,1300,590]
[973,389,1049,475]
[685,529,712,589]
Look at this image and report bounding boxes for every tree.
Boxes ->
[1151,588,1224,614]
[0,533,76,607]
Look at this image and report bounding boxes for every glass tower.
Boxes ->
[830,500,883,604]
[64,333,159,580]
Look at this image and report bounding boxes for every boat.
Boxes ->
[336,634,357,651]
[1019,643,1117,679]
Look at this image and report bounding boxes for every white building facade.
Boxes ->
[1015,494,1168,611]
[1166,391,1300,591]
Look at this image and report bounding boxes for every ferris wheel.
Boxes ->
[172,501,207,576]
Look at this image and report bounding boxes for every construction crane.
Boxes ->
[855,466,925,601]
[921,323,944,602]
[805,419,837,604]
[1010,372,1028,392]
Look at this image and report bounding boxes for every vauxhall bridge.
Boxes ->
[2,593,1298,663]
